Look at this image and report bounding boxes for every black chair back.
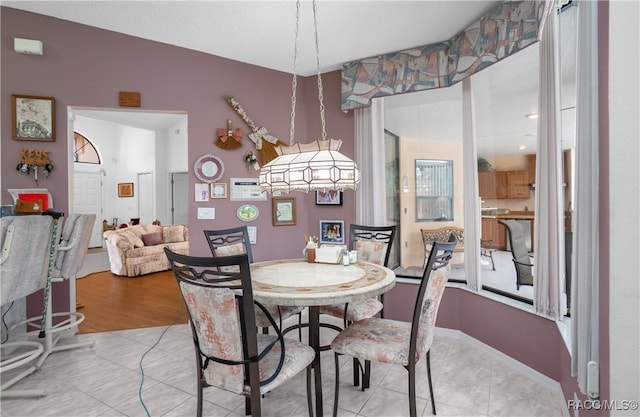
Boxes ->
[204,226,253,263]
[349,224,397,267]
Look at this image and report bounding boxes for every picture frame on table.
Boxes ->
[272,197,296,226]
[11,94,56,141]
[319,220,345,245]
[315,190,342,206]
[117,182,134,197]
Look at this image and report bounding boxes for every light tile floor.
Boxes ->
[1,314,566,417]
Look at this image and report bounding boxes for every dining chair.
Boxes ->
[164,249,315,417]
[499,219,534,289]
[330,234,456,417]
[203,226,304,337]
[318,223,396,388]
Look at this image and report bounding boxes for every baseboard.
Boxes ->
[435,327,570,417]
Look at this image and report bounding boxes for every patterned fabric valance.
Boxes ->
[341,0,552,110]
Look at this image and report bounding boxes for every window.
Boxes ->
[415,159,453,221]
[73,132,100,164]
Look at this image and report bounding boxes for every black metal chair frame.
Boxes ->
[332,234,456,417]
[342,224,397,390]
[204,226,303,338]
[164,249,313,417]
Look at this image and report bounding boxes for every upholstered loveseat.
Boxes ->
[103,224,189,277]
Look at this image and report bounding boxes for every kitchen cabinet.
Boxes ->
[478,170,530,199]
[481,218,507,250]
[506,170,530,198]
[478,171,507,199]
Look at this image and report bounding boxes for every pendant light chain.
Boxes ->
[289,0,300,146]
[312,0,327,141]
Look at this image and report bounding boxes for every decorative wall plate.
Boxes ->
[237,204,259,222]
[194,154,224,183]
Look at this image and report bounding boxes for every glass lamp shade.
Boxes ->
[259,138,359,193]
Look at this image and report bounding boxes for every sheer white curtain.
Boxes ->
[571,0,599,397]
[462,78,481,292]
[354,98,386,226]
[533,6,566,320]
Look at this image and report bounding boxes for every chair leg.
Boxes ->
[363,359,371,390]
[196,379,204,417]
[333,352,341,417]
[407,362,417,417]
[489,251,495,271]
[353,357,361,387]
[426,350,436,415]
[245,397,251,415]
[298,312,303,342]
[306,366,313,417]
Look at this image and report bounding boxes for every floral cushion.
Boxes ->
[254,305,305,328]
[214,243,244,256]
[331,266,450,366]
[163,225,186,243]
[319,298,383,322]
[355,240,388,265]
[180,281,314,395]
[122,230,144,248]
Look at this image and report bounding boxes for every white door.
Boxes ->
[74,171,103,247]
[171,172,188,225]
[138,172,154,225]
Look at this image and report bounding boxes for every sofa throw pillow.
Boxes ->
[355,240,388,265]
[141,232,164,246]
[163,225,185,243]
[122,231,145,249]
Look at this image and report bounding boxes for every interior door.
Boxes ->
[73,171,103,247]
[138,172,154,224]
[171,172,188,225]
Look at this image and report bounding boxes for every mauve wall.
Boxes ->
[2,7,613,413]
[1,7,355,313]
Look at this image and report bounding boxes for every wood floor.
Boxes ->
[76,270,188,333]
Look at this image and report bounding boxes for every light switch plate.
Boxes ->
[197,207,215,219]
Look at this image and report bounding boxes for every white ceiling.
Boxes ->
[5,1,576,156]
[3,0,498,76]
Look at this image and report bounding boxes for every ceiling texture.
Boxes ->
[4,1,576,156]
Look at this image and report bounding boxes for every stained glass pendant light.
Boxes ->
[259,0,359,194]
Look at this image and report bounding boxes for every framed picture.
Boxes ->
[12,94,56,141]
[194,183,209,202]
[315,190,342,206]
[118,182,134,197]
[319,220,345,245]
[210,182,227,199]
[272,197,296,226]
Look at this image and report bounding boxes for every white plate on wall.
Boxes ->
[194,154,224,183]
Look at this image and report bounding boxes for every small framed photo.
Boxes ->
[272,197,296,226]
[12,94,56,141]
[316,190,342,206]
[195,183,209,202]
[319,220,345,245]
[210,182,227,199]
[118,182,134,197]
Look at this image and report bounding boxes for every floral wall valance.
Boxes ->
[341,0,552,111]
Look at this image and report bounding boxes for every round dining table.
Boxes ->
[250,258,396,416]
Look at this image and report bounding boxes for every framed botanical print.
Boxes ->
[272,197,296,226]
[12,94,55,141]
